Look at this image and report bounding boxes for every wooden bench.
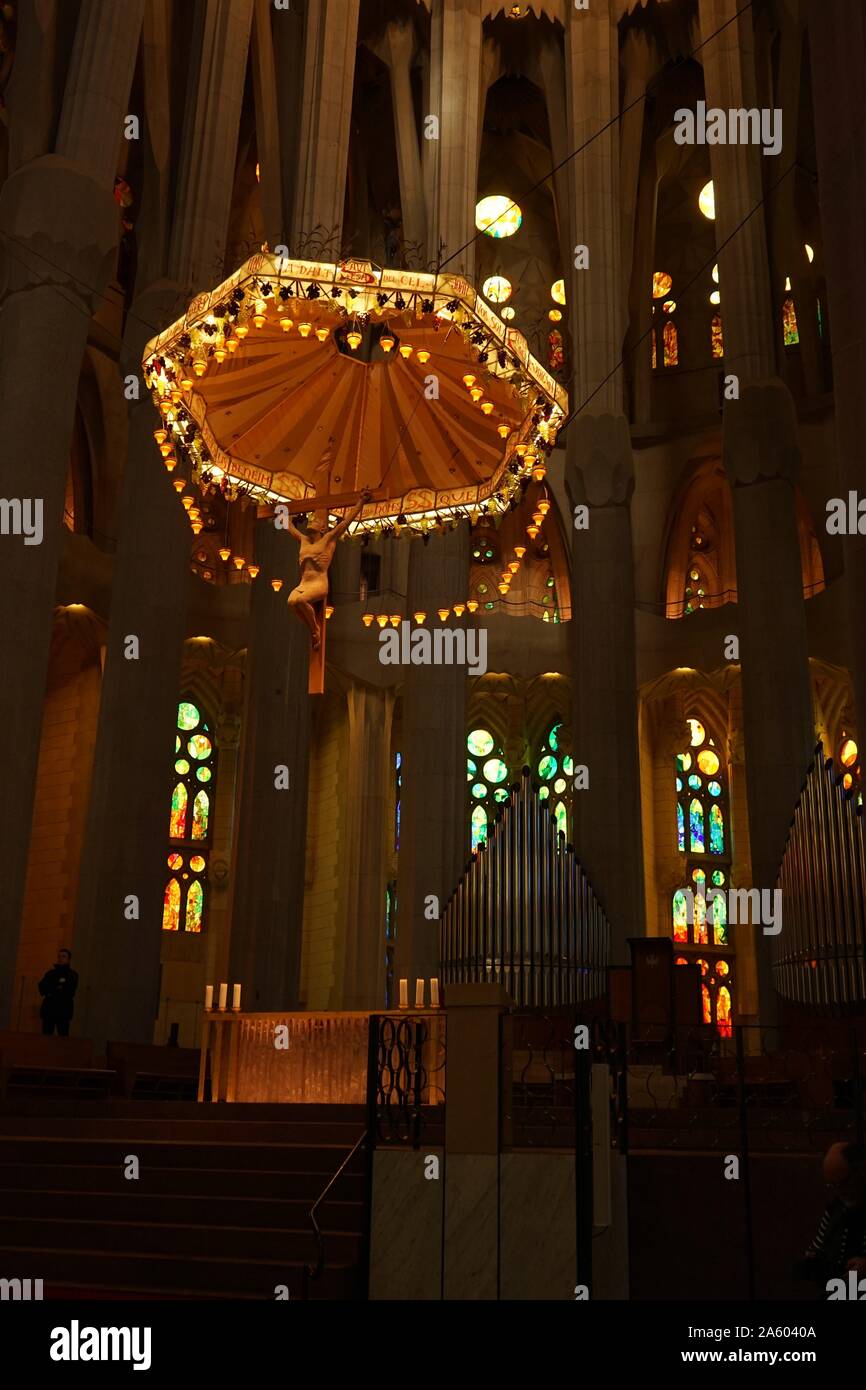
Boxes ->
[106,1041,201,1099]
[0,1031,114,1100]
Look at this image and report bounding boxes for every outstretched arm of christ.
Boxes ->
[330,489,370,542]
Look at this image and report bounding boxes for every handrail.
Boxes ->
[301,1128,369,1299]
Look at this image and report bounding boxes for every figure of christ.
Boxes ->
[284,489,371,650]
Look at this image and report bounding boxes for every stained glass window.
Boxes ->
[162,700,217,933]
[782,297,799,346]
[663,320,678,367]
[467,728,511,850]
[711,314,724,359]
[671,715,735,1032]
[536,721,574,843]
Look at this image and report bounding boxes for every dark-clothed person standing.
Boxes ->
[38,949,79,1036]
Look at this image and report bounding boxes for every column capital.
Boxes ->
[723,379,800,488]
[0,154,118,306]
[564,413,635,508]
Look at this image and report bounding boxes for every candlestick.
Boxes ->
[204,984,213,1011]
[218,982,228,1010]
[429,978,440,1009]
[232,983,242,1012]
[398,978,408,1010]
[415,978,425,1009]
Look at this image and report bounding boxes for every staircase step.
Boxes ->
[0,1187,365,1231]
[0,1215,364,1263]
[0,1135,368,1172]
[0,1162,366,1201]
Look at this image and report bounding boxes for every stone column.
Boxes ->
[426,0,483,277]
[0,1,144,1026]
[699,0,814,1019]
[72,287,191,1047]
[291,0,360,252]
[228,519,311,1009]
[620,31,654,341]
[338,684,395,1008]
[808,0,866,757]
[565,417,645,962]
[395,526,469,986]
[371,22,427,262]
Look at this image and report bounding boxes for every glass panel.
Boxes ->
[677,802,685,852]
[712,889,728,945]
[482,758,508,784]
[697,749,720,776]
[708,780,722,797]
[537,755,557,779]
[468,729,494,757]
[701,983,711,1024]
[673,890,689,942]
[689,797,704,853]
[717,986,732,1036]
[175,759,190,775]
[185,879,203,933]
[663,320,678,366]
[162,878,181,932]
[548,723,561,751]
[493,788,510,803]
[711,314,724,359]
[191,789,209,840]
[178,702,200,731]
[782,297,799,345]
[188,734,212,760]
[554,800,568,839]
[471,782,488,800]
[471,805,488,849]
[688,719,705,746]
[709,803,724,854]
[190,855,206,873]
[197,767,212,783]
[167,852,183,870]
[170,783,188,839]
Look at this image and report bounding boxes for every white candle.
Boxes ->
[429,978,440,1009]
[204,984,214,1011]
[218,982,228,1010]
[398,978,408,1009]
[232,983,242,1012]
[415,978,425,1009]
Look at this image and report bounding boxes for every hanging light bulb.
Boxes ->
[532,462,546,482]
[316,327,329,342]
[532,510,543,526]
[235,323,249,339]
[466,599,479,613]
[514,545,526,559]
[181,496,193,511]
[497,582,509,594]
[380,333,395,352]
[413,611,427,624]
[233,555,246,570]
[527,524,539,539]
[219,547,231,562]
[462,374,476,388]
[497,423,510,438]
[362,613,374,627]
[515,444,527,458]
[253,300,267,328]
[389,614,401,627]
[453,603,466,617]
[191,520,203,534]
[480,401,494,415]
[376,614,389,628]
[271,578,283,592]
[416,348,430,364]
[538,499,551,516]
[214,345,227,363]
[227,337,239,353]
[469,386,484,402]
[437,607,450,620]
[153,428,167,445]
[298,322,312,338]
[174,479,186,494]
[280,317,293,333]
[325,605,334,619]
[164,456,177,472]
[509,561,519,574]
[192,358,207,377]
[247,564,260,579]
[399,343,413,359]
[347,329,362,350]
[180,372,194,390]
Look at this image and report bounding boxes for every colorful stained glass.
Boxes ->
[689,797,704,852]
[701,984,711,1024]
[471,805,488,849]
[711,314,724,359]
[175,736,181,753]
[652,272,673,298]
[709,803,724,854]
[688,774,702,791]
[708,780,721,797]
[188,734,212,760]
[197,767,211,783]
[483,758,508,784]
[468,729,494,757]
[563,756,574,776]
[692,869,708,943]
[782,297,799,345]
[696,958,709,977]
[651,331,657,370]
[663,320,678,367]
[717,985,732,1036]
[697,749,719,776]
[676,752,692,773]
[493,787,510,803]
[538,755,557,779]
[178,702,200,731]
[547,329,564,372]
[191,789,209,840]
[170,783,188,839]
[716,959,730,977]
[162,878,180,932]
[167,853,183,870]
[673,890,689,942]
[175,759,190,775]
[712,890,728,945]
[677,802,685,852]
[467,758,477,781]
[472,782,487,799]
[554,801,568,839]
[688,719,705,746]
[185,879,203,933]
[538,785,550,800]
[190,855,206,873]
[548,724,561,751]
[711,869,725,886]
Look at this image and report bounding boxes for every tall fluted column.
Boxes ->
[565,418,645,962]
[291,0,360,250]
[371,22,427,262]
[228,520,311,1009]
[426,0,483,276]
[71,286,191,1047]
[396,527,469,986]
[0,1,144,1026]
[699,0,813,1019]
[808,0,866,759]
[338,685,395,1008]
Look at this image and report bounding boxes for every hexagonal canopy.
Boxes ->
[142,252,567,530]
